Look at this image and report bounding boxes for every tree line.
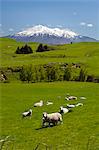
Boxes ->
[15,43,53,54]
[19,63,87,83]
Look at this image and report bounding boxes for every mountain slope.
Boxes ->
[8,25,97,44]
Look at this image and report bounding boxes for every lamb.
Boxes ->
[80,97,86,100]
[46,101,53,105]
[22,109,32,118]
[42,112,63,127]
[67,104,76,108]
[59,106,70,114]
[34,100,43,107]
[75,103,83,107]
[67,103,83,108]
[65,96,77,101]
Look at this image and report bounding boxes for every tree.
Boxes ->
[39,65,46,82]
[19,66,27,81]
[36,44,49,52]
[16,46,20,54]
[36,44,43,52]
[15,44,33,54]
[19,65,33,83]
[63,67,71,81]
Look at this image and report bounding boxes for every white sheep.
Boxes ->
[42,112,63,127]
[46,101,53,105]
[75,103,83,107]
[67,104,76,108]
[67,102,83,108]
[65,96,77,101]
[80,97,86,100]
[22,109,32,118]
[60,106,69,114]
[34,100,43,107]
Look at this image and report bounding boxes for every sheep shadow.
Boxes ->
[35,124,55,130]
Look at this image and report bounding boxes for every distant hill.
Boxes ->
[0,37,99,77]
[7,25,97,45]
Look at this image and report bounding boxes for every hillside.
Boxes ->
[0,37,99,76]
[0,38,99,150]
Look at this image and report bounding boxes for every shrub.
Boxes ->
[19,64,88,83]
[19,65,33,83]
[86,75,94,82]
[78,68,87,82]
[63,67,71,81]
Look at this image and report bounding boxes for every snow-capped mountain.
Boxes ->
[8,25,97,44]
[16,25,78,38]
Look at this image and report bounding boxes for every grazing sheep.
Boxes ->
[59,106,70,114]
[67,103,83,108]
[22,109,32,118]
[80,97,86,100]
[34,100,43,107]
[46,101,53,105]
[65,96,77,101]
[75,103,83,107]
[42,112,63,127]
[67,104,76,108]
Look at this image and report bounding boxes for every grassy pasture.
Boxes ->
[0,38,99,149]
[0,81,99,149]
[0,38,99,76]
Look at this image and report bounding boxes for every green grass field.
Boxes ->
[0,38,99,149]
[0,38,99,76]
[0,82,99,150]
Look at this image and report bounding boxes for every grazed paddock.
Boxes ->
[0,81,99,150]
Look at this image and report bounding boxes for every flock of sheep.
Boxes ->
[22,95,86,128]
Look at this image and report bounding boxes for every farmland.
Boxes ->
[0,38,99,76]
[0,82,99,149]
[0,38,99,149]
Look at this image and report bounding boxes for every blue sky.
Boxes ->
[0,0,99,39]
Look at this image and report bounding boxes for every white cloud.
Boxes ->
[47,24,53,27]
[80,22,86,26]
[0,29,5,37]
[9,28,14,32]
[87,24,93,27]
[56,25,63,28]
[80,22,94,28]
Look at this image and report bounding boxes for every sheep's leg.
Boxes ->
[42,121,45,127]
[60,120,63,124]
[59,117,63,124]
[53,122,56,126]
[48,122,51,127]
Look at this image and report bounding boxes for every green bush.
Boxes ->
[78,68,87,82]
[19,64,88,83]
[19,65,33,83]
[63,67,71,81]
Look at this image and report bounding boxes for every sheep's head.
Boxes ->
[43,112,47,118]
[60,106,63,110]
[59,106,64,114]
[29,109,32,113]
[40,100,43,104]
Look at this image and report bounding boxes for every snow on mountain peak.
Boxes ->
[16,25,78,38]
